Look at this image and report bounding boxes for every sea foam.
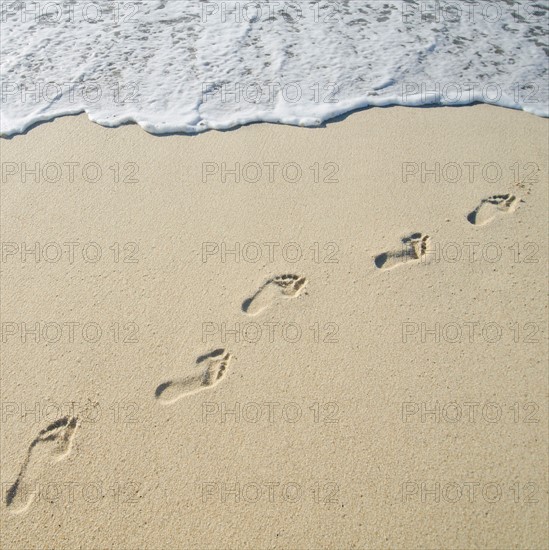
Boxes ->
[1,0,547,136]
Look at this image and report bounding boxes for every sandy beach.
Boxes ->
[1,104,547,549]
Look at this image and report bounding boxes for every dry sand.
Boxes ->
[1,105,547,549]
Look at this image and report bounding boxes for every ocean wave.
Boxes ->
[1,0,547,136]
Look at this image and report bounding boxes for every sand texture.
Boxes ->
[1,105,548,549]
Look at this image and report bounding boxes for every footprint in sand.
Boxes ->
[6,416,78,514]
[155,349,232,404]
[467,194,519,226]
[374,232,432,270]
[242,274,308,315]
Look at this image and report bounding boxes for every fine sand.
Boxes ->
[1,105,547,549]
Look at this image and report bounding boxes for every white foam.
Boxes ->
[1,0,547,136]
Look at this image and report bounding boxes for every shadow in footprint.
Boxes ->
[155,381,173,399]
[374,233,431,270]
[374,253,389,269]
[242,274,308,315]
[6,416,78,513]
[196,348,225,364]
[467,194,519,225]
[155,349,232,404]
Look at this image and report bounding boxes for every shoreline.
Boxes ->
[2,100,548,141]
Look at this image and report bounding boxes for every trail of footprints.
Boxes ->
[155,275,308,403]
[374,193,520,270]
[6,192,519,513]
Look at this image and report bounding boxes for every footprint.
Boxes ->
[242,274,308,315]
[6,416,78,514]
[374,233,432,270]
[467,194,518,225]
[155,349,232,404]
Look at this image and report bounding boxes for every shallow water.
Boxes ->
[1,0,547,135]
